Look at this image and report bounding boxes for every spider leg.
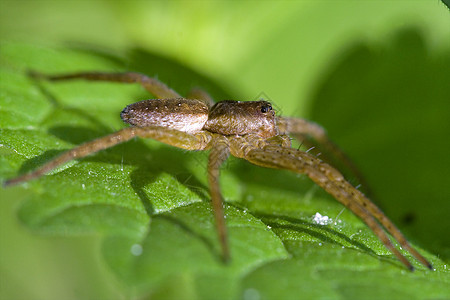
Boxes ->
[28,71,181,99]
[4,127,211,186]
[208,136,231,262]
[277,116,371,195]
[266,135,292,147]
[186,87,216,108]
[242,143,432,270]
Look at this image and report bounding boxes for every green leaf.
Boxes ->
[1,41,449,300]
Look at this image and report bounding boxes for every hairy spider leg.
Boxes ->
[239,142,432,270]
[272,123,431,268]
[4,127,211,186]
[208,136,231,262]
[278,116,372,196]
[28,71,182,99]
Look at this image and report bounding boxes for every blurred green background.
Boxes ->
[1,1,449,299]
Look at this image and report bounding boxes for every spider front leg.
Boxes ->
[277,116,371,195]
[4,127,211,186]
[29,71,181,99]
[240,142,432,270]
[208,136,231,262]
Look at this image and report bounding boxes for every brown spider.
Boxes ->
[4,71,432,271]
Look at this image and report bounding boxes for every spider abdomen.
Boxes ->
[121,98,209,133]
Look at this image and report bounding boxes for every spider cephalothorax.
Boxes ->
[204,100,277,139]
[4,71,432,271]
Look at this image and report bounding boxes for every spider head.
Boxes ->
[204,100,278,139]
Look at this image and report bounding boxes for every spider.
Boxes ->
[4,71,432,271]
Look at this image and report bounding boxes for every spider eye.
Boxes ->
[261,104,272,113]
